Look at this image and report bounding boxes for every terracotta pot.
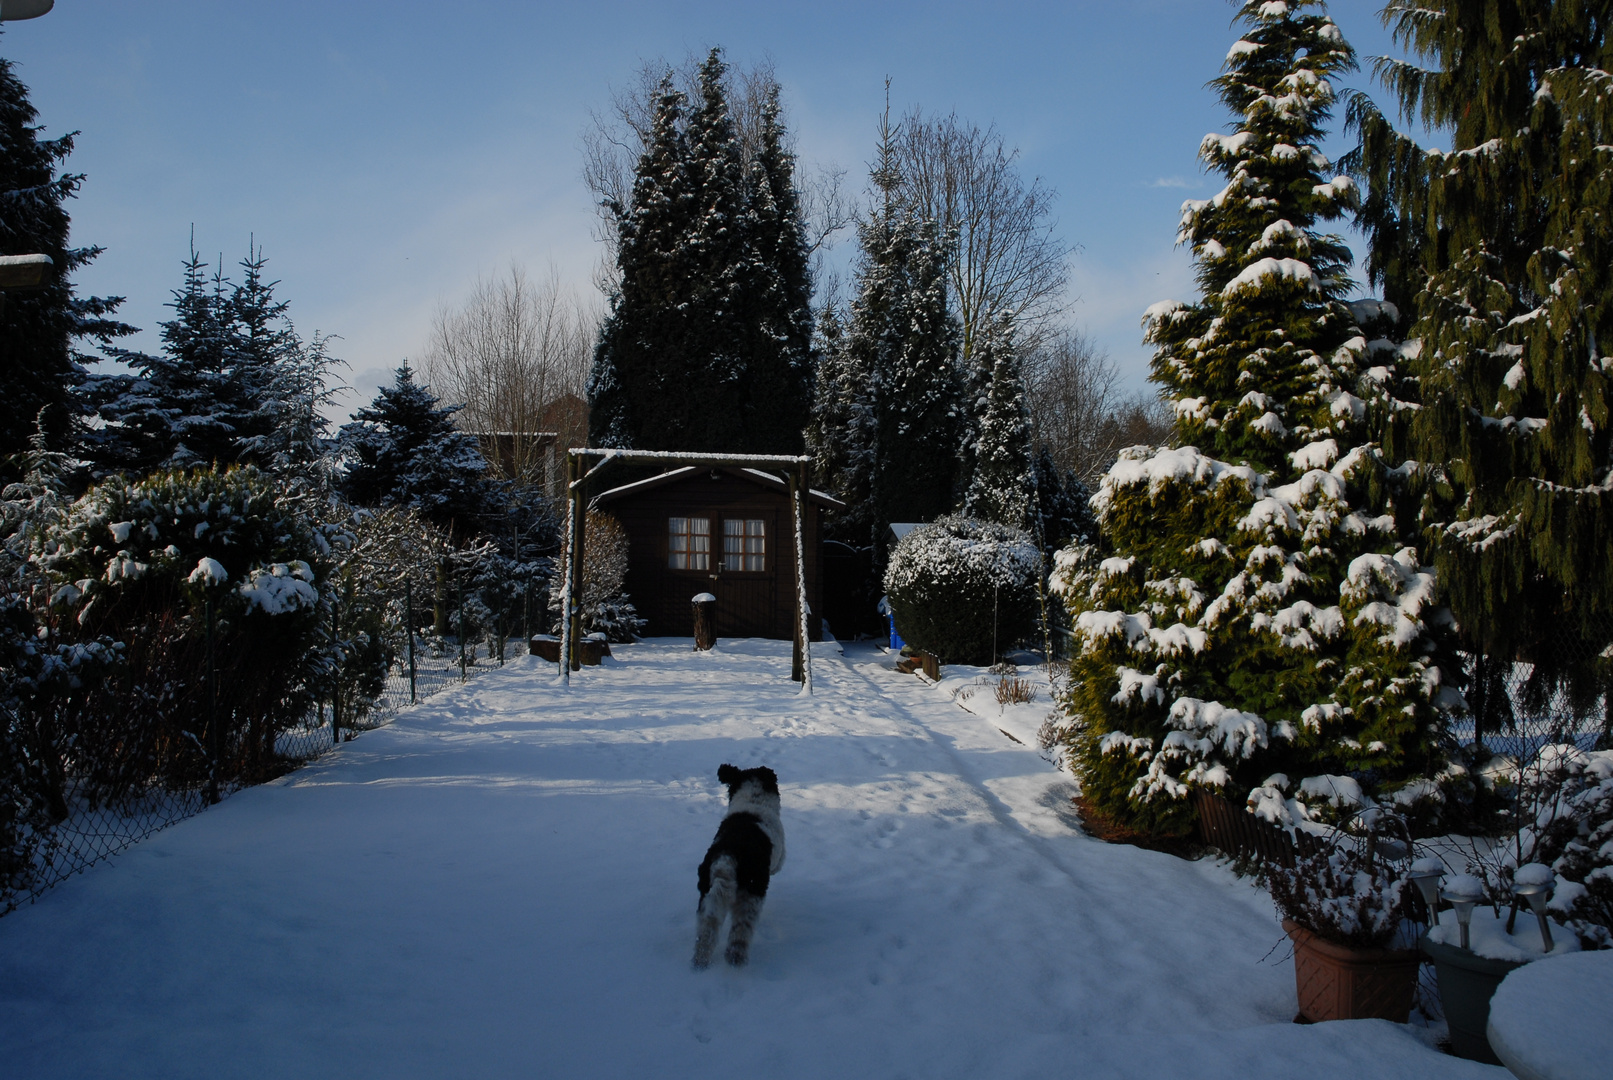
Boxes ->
[1419,934,1525,1064]
[1283,919,1421,1023]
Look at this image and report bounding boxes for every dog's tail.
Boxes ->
[693,854,738,969]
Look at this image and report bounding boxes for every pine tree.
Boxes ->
[339,366,502,542]
[961,313,1033,526]
[1348,1,1613,705]
[1028,446,1095,554]
[0,51,134,473]
[1058,0,1459,838]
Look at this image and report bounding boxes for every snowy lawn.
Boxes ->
[0,640,1499,1079]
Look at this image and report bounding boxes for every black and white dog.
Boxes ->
[693,764,785,968]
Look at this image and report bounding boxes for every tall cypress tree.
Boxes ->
[960,313,1033,526]
[589,75,692,450]
[0,49,134,473]
[848,120,963,543]
[1059,0,1458,837]
[588,50,815,454]
[739,87,814,454]
[806,304,876,541]
[1349,1,1613,705]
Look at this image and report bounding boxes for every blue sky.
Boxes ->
[3,1,1413,419]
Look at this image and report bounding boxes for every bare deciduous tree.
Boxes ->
[420,265,595,485]
[581,53,854,274]
[1025,329,1172,485]
[891,110,1071,361]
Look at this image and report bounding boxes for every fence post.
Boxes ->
[458,574,468,681]
[497,593,505,666]
[524,577,532,654]
[205,594,219,805]
[405,579,417,704]
[331,593,342,745]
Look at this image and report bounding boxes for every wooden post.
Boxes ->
[788,466,810,689]
[568,453,587,672]
[558,452,575,683]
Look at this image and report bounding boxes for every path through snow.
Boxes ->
[0,641,1497,1078]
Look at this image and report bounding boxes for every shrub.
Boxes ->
[36,466,329,792]
[883,515,1040,665]
[1268,840,1408,949]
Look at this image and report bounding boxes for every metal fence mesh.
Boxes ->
[2,613,538,917]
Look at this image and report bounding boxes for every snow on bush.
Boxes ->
[33,466,331,789]
[883,515,1040,665]
[1267,840,1408,949]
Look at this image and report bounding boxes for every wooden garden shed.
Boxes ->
[593,466,843,641]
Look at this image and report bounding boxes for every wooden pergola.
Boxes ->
[557,449,814,692]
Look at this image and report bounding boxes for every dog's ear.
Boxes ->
[756,767,779,792]
[717,764,741,786]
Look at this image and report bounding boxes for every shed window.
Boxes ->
[668,517,710,570]
[723,518,766,572]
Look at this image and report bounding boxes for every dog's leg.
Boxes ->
[724,891,765,967]
[693,855,736,969]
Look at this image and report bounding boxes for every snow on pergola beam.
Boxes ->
[556,448,814,693]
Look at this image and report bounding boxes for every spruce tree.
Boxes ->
[1058,0,1459,838]
[1349,1,1613,706]
[960,313,1033,527]
[0,50,134,472]
[91,243,304,476]
[340,366,501,541]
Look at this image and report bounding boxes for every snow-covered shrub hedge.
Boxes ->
[36,466,330,790]
[550,510,643,643]
[883,515,1040,665]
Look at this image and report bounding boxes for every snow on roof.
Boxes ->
[591,466,844,509]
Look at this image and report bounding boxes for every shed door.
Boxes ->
[666,512,778,638]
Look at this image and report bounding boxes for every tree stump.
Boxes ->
[692,593,716,651]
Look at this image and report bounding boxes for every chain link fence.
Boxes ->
[2,570,550,918]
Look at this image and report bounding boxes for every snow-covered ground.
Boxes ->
[0,640,1499,1079]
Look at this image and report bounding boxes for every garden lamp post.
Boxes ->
[1510,864,1556,953]
[1408,857,1445,926]
[1441,875,1486,951]
[0,1,55,21]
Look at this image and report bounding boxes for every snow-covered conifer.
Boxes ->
[0,54,135,473]
[846,115,963,544]
[961,314,1033,527]
[1057,0,1459,838]
[806,305,877,544]
[339,367,502,542]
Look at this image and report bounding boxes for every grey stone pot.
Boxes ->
[1420,934,1527,1064]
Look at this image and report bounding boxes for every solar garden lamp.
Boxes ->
[1408,856,1446,926]
[1511,863,1556,953]
[1441,874,1487,951]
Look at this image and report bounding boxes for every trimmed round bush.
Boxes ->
[883,515,1041,665]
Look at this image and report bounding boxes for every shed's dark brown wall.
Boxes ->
[598,471,825,641]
